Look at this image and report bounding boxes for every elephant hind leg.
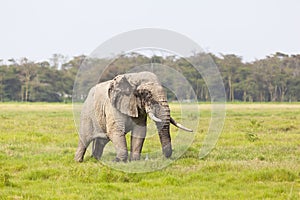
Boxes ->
[75,116,94,162]
[92,138,109,160]
[74,141,87,162]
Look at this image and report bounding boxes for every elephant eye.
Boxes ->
[140,90,148,98]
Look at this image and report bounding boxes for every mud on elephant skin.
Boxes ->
[75,71,192,162]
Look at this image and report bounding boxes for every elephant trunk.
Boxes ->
[155,100,172,158]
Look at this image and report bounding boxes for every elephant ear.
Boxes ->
[108,75,138,117]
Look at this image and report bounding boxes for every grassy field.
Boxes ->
[0,103,299,199]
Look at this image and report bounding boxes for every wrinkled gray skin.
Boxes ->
[75,71,192,162]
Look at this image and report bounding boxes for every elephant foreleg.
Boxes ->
[91,137,109,160]
[130,125,146,161]
[109,132,128,162]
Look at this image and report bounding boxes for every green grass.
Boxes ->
[0,103,299,199]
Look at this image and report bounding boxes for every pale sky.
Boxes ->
[0,0,299,62]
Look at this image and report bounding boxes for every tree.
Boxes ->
[1,65,21,101]
[50,54,67,70]
[18,58,37,102]
[217,54,243,101]
[0,52,299,102]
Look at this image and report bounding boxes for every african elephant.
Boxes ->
[74,71,192,162]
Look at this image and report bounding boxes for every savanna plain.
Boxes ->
[0,103,299,199]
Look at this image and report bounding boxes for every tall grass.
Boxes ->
[0,103,299,199]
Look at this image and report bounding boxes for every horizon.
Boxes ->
[0,50,297,66]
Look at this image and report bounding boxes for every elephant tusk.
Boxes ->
[170,117,193,132]
[148,112,162,122]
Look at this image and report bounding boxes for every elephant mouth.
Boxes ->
[147,111,193,132]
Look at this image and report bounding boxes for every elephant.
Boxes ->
[74,71,192,162]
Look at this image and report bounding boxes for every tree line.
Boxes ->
[0,52,299,102]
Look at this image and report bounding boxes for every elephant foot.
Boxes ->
[114,146,128,162]
[130,152,141,161]
[91,138,108,161]
[91,154,100,161]
[130,158,140,161]
[75,146,87,162]
[91,150,104,161]
[113,157,127,162]
[74,153,84,162]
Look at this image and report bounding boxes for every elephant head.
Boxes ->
[108,72,192,158]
